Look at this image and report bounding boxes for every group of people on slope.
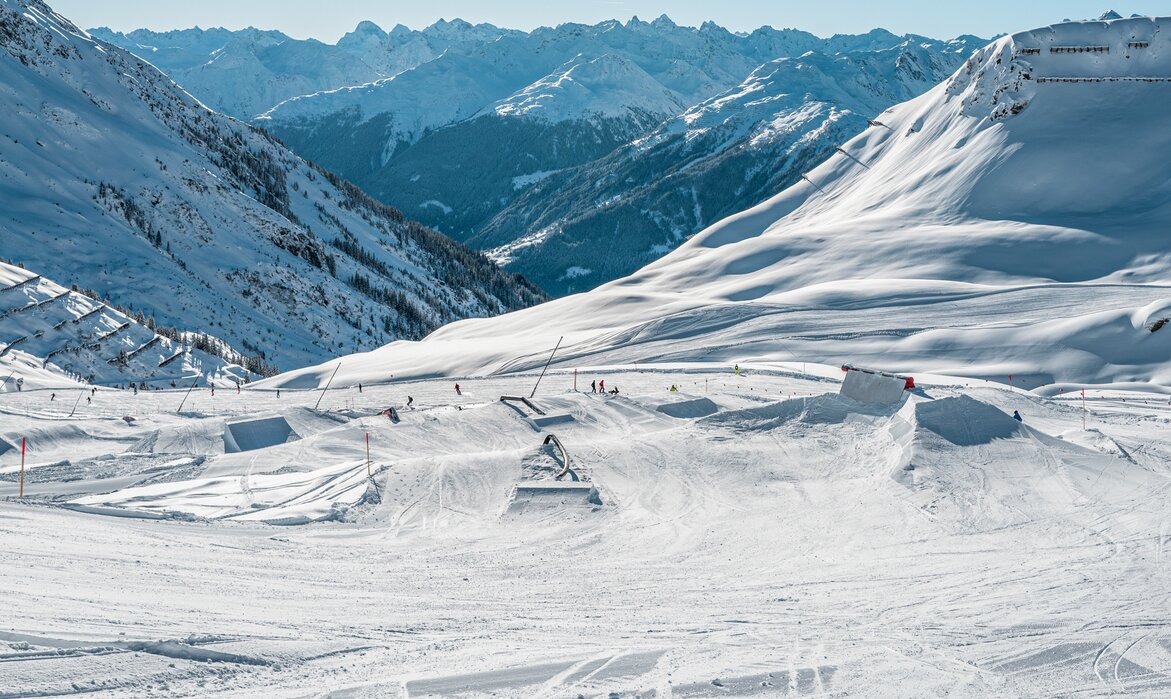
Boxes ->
[589,379,619,395]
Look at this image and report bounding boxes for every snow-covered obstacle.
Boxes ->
[529,413,575,429]
[654,395,719,419]
[888,392,1160,532]
[499,395,574,429]
[70,460,375,524]
[223,415,300,453]
[506,482,601,514]
[839,366,910,405]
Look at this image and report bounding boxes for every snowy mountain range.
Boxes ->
[473,39,979,294]
[251,21,984,295]
[89,20,518,120]
[274,14,1171,390]
[0,0,544,374]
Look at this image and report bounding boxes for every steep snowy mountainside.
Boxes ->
[484,53,686,123]
[0,260,249,388]
[271,16,1171,390]
[474,38,980,295]
[346,53,690,243]
[0,0,545,372]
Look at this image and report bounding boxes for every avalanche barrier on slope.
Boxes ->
[223,415,300,453]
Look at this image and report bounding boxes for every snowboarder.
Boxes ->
[407,396,414,408]
[734,364,741,376]
[591,380,597,394]
[610,386,619,395]
[670,385,678,392]
[455,383,462,396]
[90,387,96,396]
[86,396,91,404]
[598,379,605,393]
[1013,410,1023,422]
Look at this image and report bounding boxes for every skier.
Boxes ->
[1013,410,1023,422]
[610,385,619,395]
[670,385,678,392]
[50,392,55,401]
[598,379,605,393]
[86,396,91,404]
[133,384,138,395]
[407,396,414,408]
[358,383,363,393]
[734,364,741,376]
[91,387,96,396]
[591,380,597,394]
[455,383,462,396]
[276,389,281,399]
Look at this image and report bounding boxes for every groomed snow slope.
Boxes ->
[270,15,1171,391]
[4,366,1171,695]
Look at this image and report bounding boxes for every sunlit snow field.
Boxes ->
[3,365,1171,697]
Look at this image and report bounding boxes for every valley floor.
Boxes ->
[2,365,1171,697]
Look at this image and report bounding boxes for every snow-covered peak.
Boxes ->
[277,16,1171,388]
[485,53,685,123]
[1099,10,1123,20]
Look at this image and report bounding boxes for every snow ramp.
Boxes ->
[70,460,374,524]
[223,415,300,453]
[890,394,1160,532]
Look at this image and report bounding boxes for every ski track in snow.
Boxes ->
[2,365,1171,697]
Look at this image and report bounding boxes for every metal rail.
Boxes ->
[543,434,572,480]
[500,395,546,416]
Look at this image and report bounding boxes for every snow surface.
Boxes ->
[273,15,1171,391]
[0,260,248,388]
[4,365,1171,694]
[484,53,685,123]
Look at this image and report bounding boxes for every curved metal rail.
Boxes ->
[543,434,572,480]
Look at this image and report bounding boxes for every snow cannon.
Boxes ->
[839,365,914,405]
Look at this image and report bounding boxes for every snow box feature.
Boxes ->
[655,396,719,419]
[223,415,300,453]
[506,482,601,514]
[839,366,909,405]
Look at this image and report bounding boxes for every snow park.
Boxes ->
[2,0,1171,696]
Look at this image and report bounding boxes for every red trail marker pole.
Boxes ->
[365,432,371,477]
[19,437,26,499]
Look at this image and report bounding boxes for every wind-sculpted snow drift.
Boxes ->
[273,15,1171,391]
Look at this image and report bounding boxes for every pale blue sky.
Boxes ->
[51,1,1168,42]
